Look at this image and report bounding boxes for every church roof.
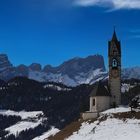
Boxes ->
[112,30,118,41]
[90,82,111,97]
[108,29,121,55]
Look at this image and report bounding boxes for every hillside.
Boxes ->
[49,107,140,140]
[0,77,92,139]
[0,77,140,139]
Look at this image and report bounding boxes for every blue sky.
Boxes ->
[0,0,140,68]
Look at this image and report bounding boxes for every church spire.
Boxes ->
[112,27,118,41]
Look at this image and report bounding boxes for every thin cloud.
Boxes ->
[74,0,140,10]
[129,29,140,39]
[129,29,140,34]
[133,35,140,38]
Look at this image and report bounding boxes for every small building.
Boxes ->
[82,83,111,120]
[89,83,111,112]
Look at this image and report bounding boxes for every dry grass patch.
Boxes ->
[48,120,83,140]
[113,111,140,120]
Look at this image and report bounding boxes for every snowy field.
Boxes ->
[66,118,140,140]
[0,110,43,119]
[0,110,60,139]
[1,107,140,140]
[5,120,42,136]
[0,110,44,137]
[32,127,60,140]
[66,106,140,140]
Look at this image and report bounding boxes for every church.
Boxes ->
[82,30,121,120]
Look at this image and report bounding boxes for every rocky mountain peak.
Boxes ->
[29,63,42,71]
[0,53,139,86]
[0,54,13,72]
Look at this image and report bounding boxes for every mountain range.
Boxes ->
[0,54,140,86]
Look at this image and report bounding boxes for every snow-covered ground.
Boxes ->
[0,110,43,119]
[66,118,140,140]
[101,106,130,114]
[5,120,42,136]
[0,110,44,137]
[121,83,135,93]
[66,106,140,140]
[32,127,60,140]
[43,84,72,91]
[0,110,60,139]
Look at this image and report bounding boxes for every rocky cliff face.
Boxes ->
[122,67,140,79]
[0,54,139,86]
[0,54,107,86]
[29,55,107,86]
[0,54,14,80]
[29,63,42,71]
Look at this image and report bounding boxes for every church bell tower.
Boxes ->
[108,29,121,106]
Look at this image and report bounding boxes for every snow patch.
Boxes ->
[32,127,60,140]
[121,83,135,93]
[101,106,130,115]
[43,84,72,91]
[0,110,43,120]
[29,69,107,87]
[5,120,42,136]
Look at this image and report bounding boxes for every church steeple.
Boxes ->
[112,28,118,42]
[108,28,121,106]
[108,28,121,56]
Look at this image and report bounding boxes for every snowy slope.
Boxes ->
[0,110,45,138]
[0,110,44,137]
[29,71,77,87]
[66,107,140,140]
[122,67,140,79]
[29,68,107,87]
[5,120,42,136]
[32,127,60,140]
[101,106,130,114]
[0,110,60,139]
[66,118,140,140]
[0,110,43,119]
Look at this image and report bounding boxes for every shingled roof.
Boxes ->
[90,82,111,97]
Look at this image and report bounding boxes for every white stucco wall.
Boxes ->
[82,112,98,120]
[90,96,111,112]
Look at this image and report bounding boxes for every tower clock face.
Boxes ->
[111,69,119,78]
[112,58,118,68]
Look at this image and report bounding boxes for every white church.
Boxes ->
[82,30,121,120]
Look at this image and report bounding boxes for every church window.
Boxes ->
[93,98,95,106]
